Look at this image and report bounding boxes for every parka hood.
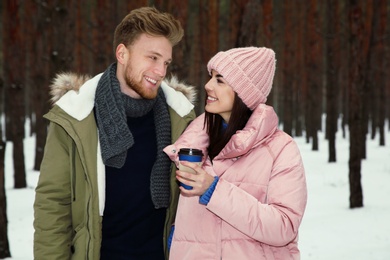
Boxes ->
[49,72,197,120]
[49,73,92,104]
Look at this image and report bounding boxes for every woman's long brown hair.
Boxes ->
[204,93,252,161]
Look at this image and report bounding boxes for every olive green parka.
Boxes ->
[33,73,197,260]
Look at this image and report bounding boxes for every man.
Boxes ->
[33,6,196,260]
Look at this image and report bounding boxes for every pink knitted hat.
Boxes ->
[207,47,276,110]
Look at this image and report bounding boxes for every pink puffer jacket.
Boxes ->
[164,104,307,260]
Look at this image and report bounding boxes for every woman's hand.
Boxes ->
[176,161,215,196]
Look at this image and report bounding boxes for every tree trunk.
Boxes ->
[270,0,283,113]
[165,0,190,83]
[376,0,387,146]
[348,0,367,208]
[0,77,10,258]
[3,0,27,189]
[186,0,202,114]
[24,0,50,171]
[360,1,374,160]
[306,0,322,151]
[48,0,75,75]
[281,0,294,136]
[260,0,274,106]
[238,0,262,47]
[229,0,250,47]
[294,1,305,138]
[199,0,219,111]
[92,0,115,73]
[339,2,349,140]
[325,0,340,163]
[261,0,273,48]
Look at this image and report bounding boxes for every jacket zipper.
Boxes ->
[71,141,76,201]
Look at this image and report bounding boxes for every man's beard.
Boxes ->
[124,64,159,100]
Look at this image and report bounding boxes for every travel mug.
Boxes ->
[178,148,203,190]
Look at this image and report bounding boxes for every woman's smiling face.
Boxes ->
[204,70,235,123]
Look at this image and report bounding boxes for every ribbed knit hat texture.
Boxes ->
[207,47,276,110]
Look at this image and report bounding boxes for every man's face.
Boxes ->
[118,33,173,99]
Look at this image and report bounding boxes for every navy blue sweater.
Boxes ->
[100,111,166,260]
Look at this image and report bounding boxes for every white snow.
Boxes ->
[4,119,390,259]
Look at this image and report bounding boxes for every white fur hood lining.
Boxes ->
[50,73,197,120]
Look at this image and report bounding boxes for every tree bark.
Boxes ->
[360,1,374,160]
[306,0,322,150]
[325,0,340,162]
[281,0,294,136]
[91,0,115,73]
[186,0,202,114]
[48,0,75,75]
[0,139,10,259]
[261,0,274,106]
[238,0,262,47]
[198,0,219,110]
[165,0,190,81]
[294,1,305,138]
[24,0,51,171]
[339,2,349,140]
[3,0,27,188]
[0,77,10,259]
[376,0,387,146]
[348,0,369,208]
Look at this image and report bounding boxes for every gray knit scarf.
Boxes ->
[94,63,171,208]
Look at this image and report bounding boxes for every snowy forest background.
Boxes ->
[1,0,390,258]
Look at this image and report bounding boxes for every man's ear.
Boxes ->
[116,44,127,64]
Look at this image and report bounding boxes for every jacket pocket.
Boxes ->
[71,225,87,260]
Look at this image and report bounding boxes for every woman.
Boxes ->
[164,47,307,259]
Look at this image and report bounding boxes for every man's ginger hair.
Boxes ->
[113,6,184,54]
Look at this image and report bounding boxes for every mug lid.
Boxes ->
[178,148,203,156]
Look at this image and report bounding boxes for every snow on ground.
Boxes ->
[4,120,390,259]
